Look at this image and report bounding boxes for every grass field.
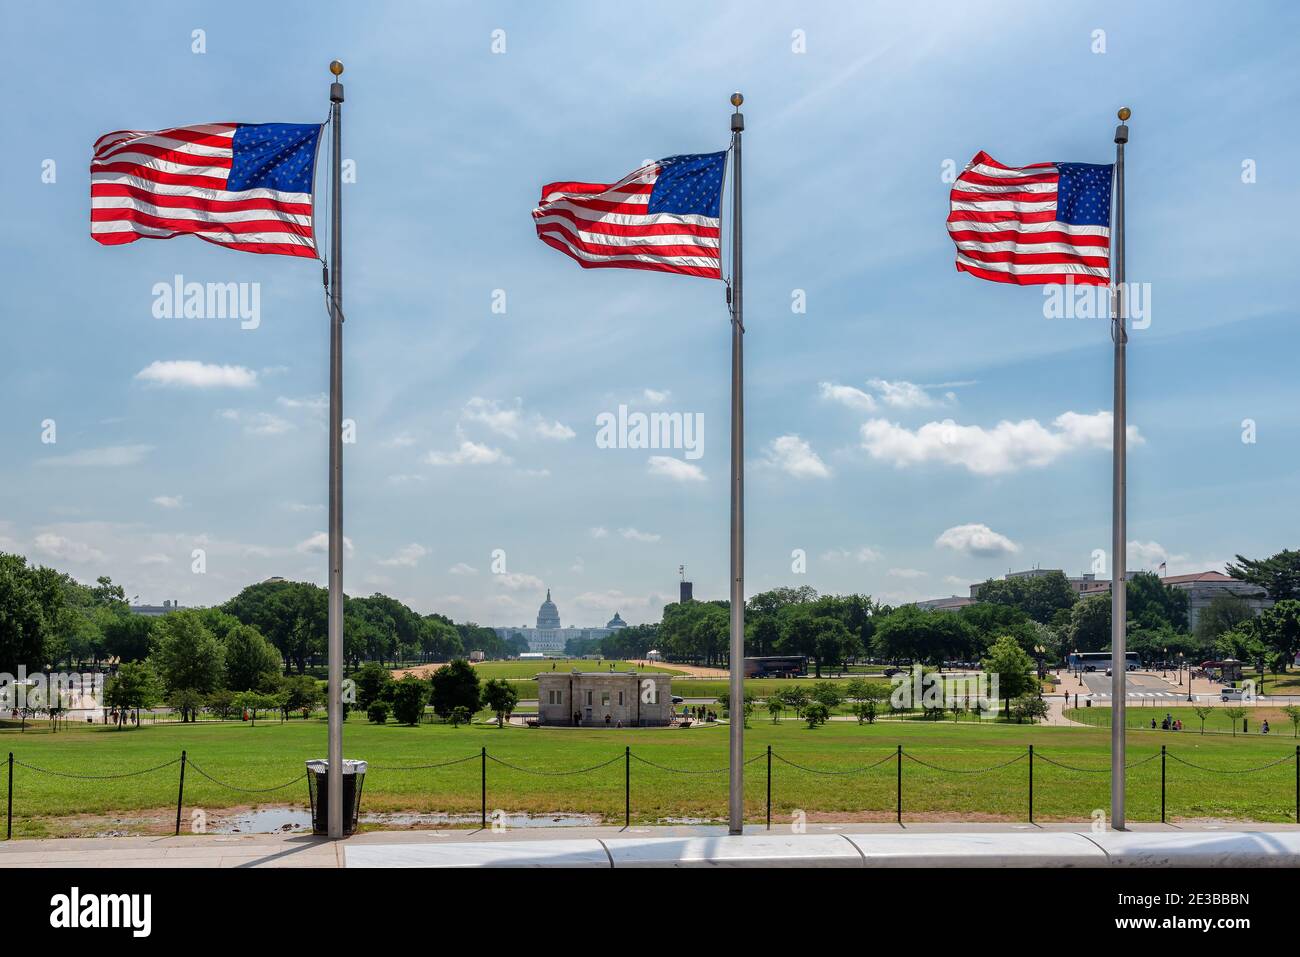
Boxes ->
[1067,706,1300,736]
[3,713,1297,837]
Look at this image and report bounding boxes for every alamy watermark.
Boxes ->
[889,664,1000,716]
[152,274,261,330]
[595,404,704,460]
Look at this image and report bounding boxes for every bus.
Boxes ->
[1068,651,1140,672]
[743,656,808,678]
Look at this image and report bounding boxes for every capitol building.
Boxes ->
[492,589,627,654]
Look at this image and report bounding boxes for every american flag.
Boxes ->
[947,151,1113,286]
[91,122,322,258]
[533,151,726,279]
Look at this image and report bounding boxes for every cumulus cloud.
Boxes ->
[647,456,705,482]
[135,360,257,389]
[426,440,511,467]
[866,378,943,409]
[935,523,1021,558]
[219,409,293,435]
[860,410,1143,475]
[761,434,831,479]
[152,495,182,508]
[643,388,671,405]
[448,562,477,575]
[819,382,877,412]
[296,532,353,555]
[589,527,609,539]
[38,444,154,468]
[494,572,545,591]
[33,532,106,564]
[888,568,928,579]
[620,527,661,543]
[462,397,573,441]
[821,546,882,563]
[378,543,428,567]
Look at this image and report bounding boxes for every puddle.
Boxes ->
[207,806,600,834]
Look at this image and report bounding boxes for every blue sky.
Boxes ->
[2,1,1298,628]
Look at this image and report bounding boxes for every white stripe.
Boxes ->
[93,125,235,153]
[950,199,1057,215]
[532,215,720,249]
[967,162,1058,179]
[91,221,313,247]
[946,219,1110,238]
[92,153,231,178]
[955,252,1109,278]
[954,178,1057,195]
[539,229,719,270]
[96,135,235,163]
[538,191,651,209]
[953,239,1109,258]
[92,196,312,226]
[532,203,719,230]
[541,168,657,204]
[92,172,311,205]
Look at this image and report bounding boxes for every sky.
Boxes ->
[1,1,1298,629]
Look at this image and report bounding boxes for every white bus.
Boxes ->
[1069,651,1140,672]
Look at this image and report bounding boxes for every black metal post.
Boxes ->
[174,750,187,836]
[624,746,630,829]
[1028,745,1034,823]
[896,745,902,825]
[480,746,487,829]
[1160,745,1166,824]
[6,752,12,840]
[766,745,771,830]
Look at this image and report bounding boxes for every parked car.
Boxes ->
[1221,687,1247,702]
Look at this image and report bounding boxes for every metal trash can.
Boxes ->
[306,759,367,835]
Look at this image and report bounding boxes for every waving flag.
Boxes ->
[533,151,726,279]
[947,151,1113,286]
[91,122,322,258]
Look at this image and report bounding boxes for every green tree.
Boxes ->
[1192,705,1213,735]
[1194,594,1255,646]
[767,698,784,723]
[1066,594,1111,654]
[976,571,1077,624]
[367,700,390,724]
[811,681,844,711]
[103,661,160,728]
[353,661,394,711]
[482,678,519,728]
[390,674,430,725]
[151,611,225,717]
[803,702,830,728]
[430,659,481,720]
[0,553,55,674]
[1282,705,1300,739]
[101,613,155,663]
[981,634,1037,717]
[449,705,472,727]
[223,624,281,691]
[1223,706,1247,737]
[1010,694,1048,724]
[1227,549,1300,602]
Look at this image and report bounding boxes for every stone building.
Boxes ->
[536,670,672,727]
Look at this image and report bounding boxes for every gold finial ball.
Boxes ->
[730,91,744,108]
[1117,106,1131,121]
[330,60,344,76]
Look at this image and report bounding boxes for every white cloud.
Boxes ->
[860,410,1143,475]
[426,440,511,467]
[33,532,106,564]
[378,543,428,567]
[647,456,706,482]
[38,444,154,468]
[589,526,609,539]
[821,546,882,563]
[135,360,256,389]
[383,432,418,449]
[152,495,182,509]
[944,575,969,587]
[935,523,1021,558]
[888,567,928,579]
[643,388,671,405]
[276,393,327,412]
[448,562,477,576]
[295,532,353,555]
[533,419,575,441]
[219,409,293,435]
[137,553,172,566]
[867,378,942,409]
[462,397,572,441]
[819,382,877,412]
[620,527,661,543]
[494,572,544,591]
[762,434,831,479]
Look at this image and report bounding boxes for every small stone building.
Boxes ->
[536,671,673,727]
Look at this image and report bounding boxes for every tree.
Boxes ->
[1223,706,1247,737]
[233,691,277,725]
[976,571,1077,624]
[1283,705,1300,739]
[0,553,55,674]
[811,681,844,711]
[223,624,281,691]
[430,659,481,720]
[223,579,326,673]
[1250,600,1300,672]
[1010,694,1048,724]
[1194,594,1255,646]
[981,634,1037,717]
[803,702,830,728]
[152,611,225,716]
[103,661,160,728]
[767,698,784,723]
[872,604,976,664]
[776,686,811,718]
[1066,594,1111,654]
[449,705,472,727]
[1193,706,1213,735]
[207,689,237,720]
[1126,572,1190,632]
[101,613,155,663]
[367,701,390,724]
[279,674,323,718]
[1227,549,1300,602]
[482,678,519,728]
[353,661,394,711]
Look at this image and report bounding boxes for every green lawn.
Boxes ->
[465,659,681,680]
[3,714,1297,837]
[1067,706,1300,737]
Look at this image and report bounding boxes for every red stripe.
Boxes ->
[533,205,719,239]
[90,161,228,191]
[945,209,1059,225]
[536,234,719,279]
[957,170,1059,188]
[92,207,314,238]
[958,247,1109,268]
[954,261,1108,286]
[538,196,651,216]
[536,224,719,261]
[92,140,232,170]
[94,125,235,153]
[947,228,1110,249]
[950,188,1058,205]
[965,151,1055,173]
[92,182,312,215]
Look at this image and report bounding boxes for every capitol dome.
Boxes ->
[606,612,627,629]
[536,588,561,630]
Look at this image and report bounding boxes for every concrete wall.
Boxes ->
[537,672,672,727]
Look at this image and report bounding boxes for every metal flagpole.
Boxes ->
[727,91,745,835]
[326,60,346,839]
[1109,106,1130,831]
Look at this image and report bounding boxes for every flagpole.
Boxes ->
[326,60,346,840]
[727,91,745,836]
[1109,106,1130,831]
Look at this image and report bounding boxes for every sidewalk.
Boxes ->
[4,820,1299,868]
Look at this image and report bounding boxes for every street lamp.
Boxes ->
[1075,649,1083,687]
[1162,647,1168,678]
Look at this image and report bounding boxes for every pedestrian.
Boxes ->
[1151,717,1156,730]
[1262,720,1270,735]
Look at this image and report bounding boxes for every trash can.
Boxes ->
[306,759,367,835]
